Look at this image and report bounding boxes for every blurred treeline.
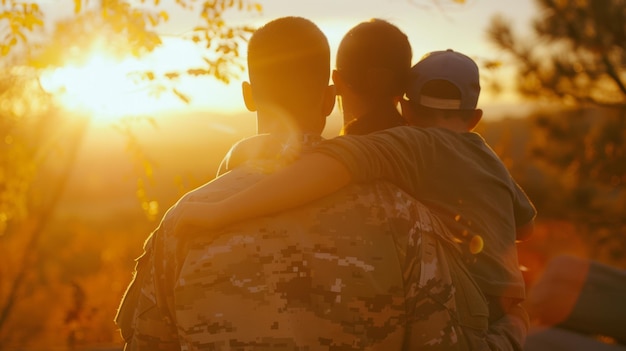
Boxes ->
[1,0,626,349]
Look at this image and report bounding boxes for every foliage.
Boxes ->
[0,68,57,235]
[3,0,262,80]
[1,1,260,347]
[0,67,89,347]
[526,107,626,263]
[0,214,152,349]
[487,0,626,264]
[0,1,44,56]
[488,0,626,106]
[113,116,161,221]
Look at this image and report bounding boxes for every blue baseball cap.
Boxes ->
[406,49,481,110]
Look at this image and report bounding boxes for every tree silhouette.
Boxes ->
[488,0,626,265]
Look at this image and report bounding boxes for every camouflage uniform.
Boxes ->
[116,135,492,350]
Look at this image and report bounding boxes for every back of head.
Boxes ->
[336,19,412,99]
[247,17,330,121]
[405,49,481,121]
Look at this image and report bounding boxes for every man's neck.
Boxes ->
[257,111,322,136]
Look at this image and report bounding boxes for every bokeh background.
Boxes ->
[1,0,625,349]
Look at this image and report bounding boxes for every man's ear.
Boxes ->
[242,81,256,112]
[467,108,483,130]
[321,84,336,117]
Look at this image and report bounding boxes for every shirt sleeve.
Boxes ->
[312,127,429,196]
[115,233,181,351]
[512,181,537,238]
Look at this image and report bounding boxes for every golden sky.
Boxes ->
[37,0,537,123]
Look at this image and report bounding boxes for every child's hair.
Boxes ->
[336,19,412,99]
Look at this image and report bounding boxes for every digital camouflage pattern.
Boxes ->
[116,136,501,350]
[115,243,179,351]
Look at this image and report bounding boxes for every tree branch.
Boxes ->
[601,53,626,97]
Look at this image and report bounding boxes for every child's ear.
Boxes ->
[467,109,483,130]
[242,81,256,112]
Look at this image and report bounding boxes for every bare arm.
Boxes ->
[217,134,284,176]
[176,152,352,233]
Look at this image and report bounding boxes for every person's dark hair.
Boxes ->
[247,17,330,116]
[336,19,412,99]
[415,79,476,120]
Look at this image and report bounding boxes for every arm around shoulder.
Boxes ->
[176,152,352,233]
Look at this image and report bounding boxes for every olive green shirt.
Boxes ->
[314,126,537,299]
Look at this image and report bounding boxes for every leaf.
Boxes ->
[148,14,158,26]
[25,14,44,28]
[164,72,180,79]
[172,88,190,103]
[187,68,209,76]
[144,71,155,80]
[15,30,26,41]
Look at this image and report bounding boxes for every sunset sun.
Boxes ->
[39,38,250,123]
[39,52,168,123]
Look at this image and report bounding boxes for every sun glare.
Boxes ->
[40,52,174,124]
[39,38,249,124]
